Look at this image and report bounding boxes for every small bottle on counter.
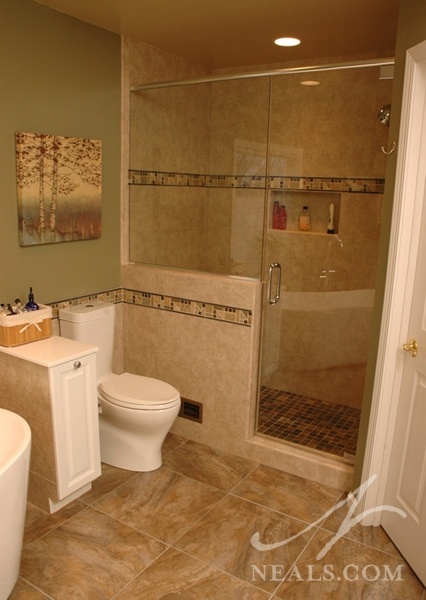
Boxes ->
[25,287,39,311]
[14,298,27,313]
[6,303,15,315]
[0,303,8,315]
[299,206,311,231]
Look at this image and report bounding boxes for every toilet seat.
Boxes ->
[99,373,181,410]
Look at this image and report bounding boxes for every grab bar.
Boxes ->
[268,262,281,305]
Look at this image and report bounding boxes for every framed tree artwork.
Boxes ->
[15,132,102,246]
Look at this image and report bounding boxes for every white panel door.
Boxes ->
[381,240,426,585]
[380,43,426,587]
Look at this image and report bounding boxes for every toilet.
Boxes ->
[59,301,181,472]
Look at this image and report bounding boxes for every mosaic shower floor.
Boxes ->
[257,386,361,459]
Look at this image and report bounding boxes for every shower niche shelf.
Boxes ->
[269,229,341,238]
[269,190,341,235]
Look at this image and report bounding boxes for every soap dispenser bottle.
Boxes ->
[25,287,39,311]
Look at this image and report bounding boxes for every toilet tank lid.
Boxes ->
[59,301,115,323]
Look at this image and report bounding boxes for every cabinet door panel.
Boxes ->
[50,354,101,500]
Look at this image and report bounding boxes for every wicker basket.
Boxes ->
[0,304,52,347]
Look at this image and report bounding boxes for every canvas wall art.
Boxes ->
[16,132,102,246]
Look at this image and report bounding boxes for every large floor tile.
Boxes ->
[273,528,425,599]
[175,493,316,594]
[162,431,187,456]
[79,462,137,505]
[115,547,271,599]
[320,492,403,558]
[23,500,85,545]
[8,578,50,599]
[162,439,258,491]
[93,467,225,544]
[20,506,166,600]
[232,464,343,522]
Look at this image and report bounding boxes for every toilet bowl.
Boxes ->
[98,372,180,471]
[59,302,181,472]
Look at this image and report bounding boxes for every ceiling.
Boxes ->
[34,0,400,70]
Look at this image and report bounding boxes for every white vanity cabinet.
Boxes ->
[49,352,101,501]
[0,336,101,513]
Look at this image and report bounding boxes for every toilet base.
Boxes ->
[98,403,180,472]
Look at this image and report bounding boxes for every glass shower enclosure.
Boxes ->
[129,60,393,460]
[129,75,270,278]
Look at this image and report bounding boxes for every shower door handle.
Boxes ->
[268,262,281,305]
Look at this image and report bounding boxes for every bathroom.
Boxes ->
[2,0,393,494]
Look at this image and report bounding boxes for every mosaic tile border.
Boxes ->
[123,288,252,326]
[129,169,385,194]
[48,288,252,327]
[48,289,123,319]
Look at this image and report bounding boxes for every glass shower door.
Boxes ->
[256,65,392,458]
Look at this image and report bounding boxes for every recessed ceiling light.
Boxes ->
[300,80,320,86]
[274,37,301,47]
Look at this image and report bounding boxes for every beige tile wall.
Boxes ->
[268,67,392,178]
[0,353,57,511]
[130,186,211,270]
[121,264,262,459]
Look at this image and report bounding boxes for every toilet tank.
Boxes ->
[59,302,115,378]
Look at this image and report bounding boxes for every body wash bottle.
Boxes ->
[299,206,310,231]
[272,200,280,229]
[279,205,287,230]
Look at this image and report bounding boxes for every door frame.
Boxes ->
[360,40,426,524]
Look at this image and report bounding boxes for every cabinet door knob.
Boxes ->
[74,361,82,369]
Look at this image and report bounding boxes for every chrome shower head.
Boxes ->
[378,104,391,127]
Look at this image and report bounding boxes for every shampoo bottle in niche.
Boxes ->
[25,287,39,311]
[299,206,310,231]
[279,205,287,230]
[272,200,280,229]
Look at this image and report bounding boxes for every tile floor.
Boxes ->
[11,435,425,599]
[257,386,360,458]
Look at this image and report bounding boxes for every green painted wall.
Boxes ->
[1,0,121,305]
[354,0,426,485]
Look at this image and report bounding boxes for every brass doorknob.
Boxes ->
[403,339,418,358]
